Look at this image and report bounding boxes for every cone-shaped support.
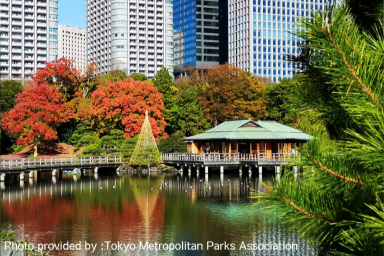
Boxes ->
[130,110,161,167]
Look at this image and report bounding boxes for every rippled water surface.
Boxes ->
[0,169,318,255]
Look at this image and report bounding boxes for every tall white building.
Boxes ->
[0,0,58,81]
[58,25,87,72]
[86,0,174,78]
[228,0,327,83]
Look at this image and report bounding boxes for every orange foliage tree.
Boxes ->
[1,85,71,156]
[32,58,99,101]
[83,78,166,139]
[181,64,268,126]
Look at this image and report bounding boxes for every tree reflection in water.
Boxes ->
[0,172,317,255]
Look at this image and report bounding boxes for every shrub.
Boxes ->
[80,144,103,156]
[158,131,187,153]
[120,136,138,161]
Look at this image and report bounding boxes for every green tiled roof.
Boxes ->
[185,119,312,141]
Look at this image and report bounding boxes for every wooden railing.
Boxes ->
[1,156,123,170]
[161,153,297,163]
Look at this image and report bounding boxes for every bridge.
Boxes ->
[0,153,298,180]
[161,153,299,174]
[0,156,124,173]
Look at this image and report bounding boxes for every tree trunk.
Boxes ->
[34,144,38,157]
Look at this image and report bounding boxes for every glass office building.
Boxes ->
[173,0,228,76]
[229,0,327,82]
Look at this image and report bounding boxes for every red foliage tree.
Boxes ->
[32,58,99,101]
[32,58,82,100]
[83,78,166,139]
[1,85,71,156]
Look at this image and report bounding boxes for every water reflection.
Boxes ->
[0,171,317,255]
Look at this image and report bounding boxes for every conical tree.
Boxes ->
[129,110,161,167]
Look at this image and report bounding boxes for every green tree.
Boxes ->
[80,144,103,156]
[171,87,211,136]
[264,79,298,125]
[344,0,383,33]
[158,131,188,153]
[75,135,100,151]
[100,135,119,154]
[120,135,138,161]
[152,67,177,133]
[99,70,128,84]
[130,73,148,81]
[110,129,125,140]
[0,80,23,154]
[0,80,23,113]
[258,5,384,255]
[68,121,94,145]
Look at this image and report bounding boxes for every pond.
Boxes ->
[0,170,318,255]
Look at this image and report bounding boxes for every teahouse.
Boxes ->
[184,119,311,155]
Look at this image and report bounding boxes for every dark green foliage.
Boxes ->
[258,5,384,255]
[1,130,17,155]
[75,135,100,150]
[68,121,94,145]
[152,67,177,133]
[120,136,138,161]
[0,80,23,154]
[130,73,148,81]
[158,131,188,153]
[80,144,103,156]
[100,135,119,154]
[171,87,211,136]
[344,0,383,33]
[57,119,78,144]
[264,79,298,125]
[0,80,23,113]
[110,129,125,140]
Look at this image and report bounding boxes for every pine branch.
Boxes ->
[308,154,365,186]
[282,196,335,222]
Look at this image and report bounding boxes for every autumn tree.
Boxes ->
[181,64,268,126]
[1,85,71,157]
[32,58,99,100]
[83,78,166,139]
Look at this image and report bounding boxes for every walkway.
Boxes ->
[0,156,124,173]
[161,153,297,166]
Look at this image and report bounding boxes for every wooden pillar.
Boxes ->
[0,173,5,182]
[229,143,232,153]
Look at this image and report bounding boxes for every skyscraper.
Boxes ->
[229,0,327,82]
[86,0,174,78]
[0,0,58,81]
[173,0,228,77]
[58,25,87,72]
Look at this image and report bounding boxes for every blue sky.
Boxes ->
[58,0,86,29]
